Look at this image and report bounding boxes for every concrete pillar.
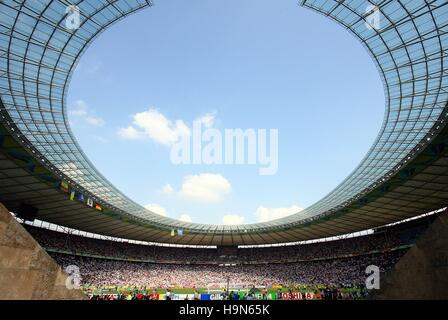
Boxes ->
[376,212,448,299]
[0,202,86,300]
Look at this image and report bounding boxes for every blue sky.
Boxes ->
[67,0,384,225]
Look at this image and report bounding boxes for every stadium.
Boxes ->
[0,0,448,301]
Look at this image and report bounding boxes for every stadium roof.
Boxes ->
[0,0,448,245]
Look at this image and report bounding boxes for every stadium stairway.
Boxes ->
[376,211,448,299]
[0,202,86,300]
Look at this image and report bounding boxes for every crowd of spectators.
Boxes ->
[25,217,427,264]
[20,212,440,296]
[51,250,404,289]
[20,215,433,292]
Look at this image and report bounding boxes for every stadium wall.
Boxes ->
[0,202,86,300]
[376,212,448,299]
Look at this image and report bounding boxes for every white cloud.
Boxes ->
[70,100,88,116]
[86,116,105,127]
[118,126,145,140]
[144,204,168,217]
[69,100,105,127]
[222,214,245,225]
[117,109,216,145]
[118,108,190,145]
[179,214,192,223]
[162,184,174,194]
[255,205,303,223]
[180,173,231,203]
[134,109,190,145]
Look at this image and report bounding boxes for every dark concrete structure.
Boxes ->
[0,202,86,300]
[377,212,448,299]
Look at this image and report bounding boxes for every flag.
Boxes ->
[69,191,75,201]
[87,198,93,207]
[177,229,183,236]
[95,203,102,211]
[170,229,175,237]
[77,193,85,203]
[60,180,69,193]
